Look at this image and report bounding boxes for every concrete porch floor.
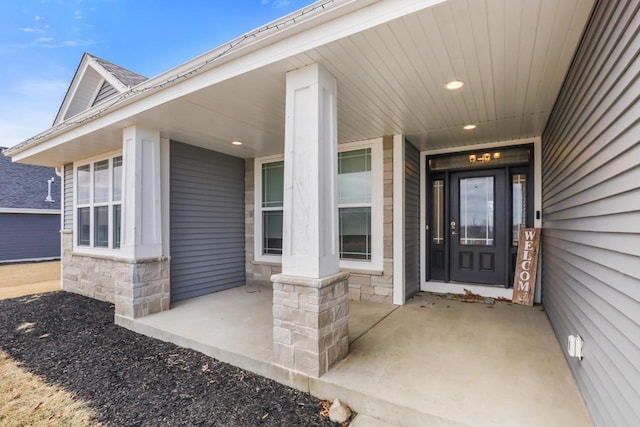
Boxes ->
[116,284,592,427]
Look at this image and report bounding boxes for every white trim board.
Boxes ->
[0,256,61,264]
[0,208,60,215]
[423,282,514,301]
[392,135,405,305]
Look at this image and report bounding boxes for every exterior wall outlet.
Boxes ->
[567,334,583,360]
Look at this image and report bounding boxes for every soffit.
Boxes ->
[144,0,594,157]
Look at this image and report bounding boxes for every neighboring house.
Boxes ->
[0,147,60,263]
[4,0,639,425]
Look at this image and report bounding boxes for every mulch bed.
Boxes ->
[0,292,344,426]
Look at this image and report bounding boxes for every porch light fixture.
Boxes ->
[493,152,501,159]
[445,80,464,90]
[463,124,476,130]
[469,153,492,164]
[232,141,243,146]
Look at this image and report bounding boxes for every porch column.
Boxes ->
[271,63,349,377]
[114,125,170,320]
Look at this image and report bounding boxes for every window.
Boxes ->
[262,161,284,255]
[254,139,383,270]
[75,155,123,250]
[338,149,371,260]
[512,173,527,246]
[432,179,444,245]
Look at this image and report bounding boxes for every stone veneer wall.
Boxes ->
[272,272,349,377]
[61,230,170,318]
[245,136,394,304]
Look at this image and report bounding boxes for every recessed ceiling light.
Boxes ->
[446,80,464,90]
[463,124,477,130]
[232,141,243,146]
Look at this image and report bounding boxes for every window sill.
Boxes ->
[251,257,383,276]
[71,250,169,264]
[340,267,384,276]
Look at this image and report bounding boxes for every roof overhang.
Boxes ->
[7,0,595,166]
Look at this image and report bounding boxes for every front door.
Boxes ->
[449,169,506,285]
[426,145,533,288]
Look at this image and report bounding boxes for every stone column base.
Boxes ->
[271,271,350,377]
[114,257,170,319]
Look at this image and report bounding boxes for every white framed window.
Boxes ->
[254,138,383,271]
[254,154,284,262]
[74,152,123,253]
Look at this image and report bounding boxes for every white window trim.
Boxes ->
[253,138,384,272]
[73,150,123,256]
[254,154,285,264]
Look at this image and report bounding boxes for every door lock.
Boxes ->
[450,221,458,236]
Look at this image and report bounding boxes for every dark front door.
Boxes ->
[449,169,506,285]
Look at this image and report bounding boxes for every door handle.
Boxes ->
[450,221,457,236]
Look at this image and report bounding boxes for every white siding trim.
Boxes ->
[392,135,405,305]
[0,208,60,215]
[254,154,284,264]
[0,256,60,264]
[161,138,170,257]
[419,141,427,292]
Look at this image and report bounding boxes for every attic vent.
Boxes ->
[92,81,118,107]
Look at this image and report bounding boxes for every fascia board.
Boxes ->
[53,53,91,126]
[88,56,130,92]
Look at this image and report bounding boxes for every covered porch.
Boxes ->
[117,285,591,426]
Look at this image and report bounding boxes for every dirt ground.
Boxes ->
[0,261,61,300]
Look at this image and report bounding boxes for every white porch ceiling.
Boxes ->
[15,0,595,165]
[142,0,594,157]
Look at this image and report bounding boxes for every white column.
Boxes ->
[273,63,348,377]
[282,63,339,278]
[121,125,163,260]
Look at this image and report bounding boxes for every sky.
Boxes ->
[0,0,317,148]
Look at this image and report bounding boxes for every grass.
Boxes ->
[0,350,98,427]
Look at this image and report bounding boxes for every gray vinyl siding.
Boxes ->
[63,164,73,230]
[541,1,640,426]
[169,141,245,302]
[0,214,60,262]
[404,140,420,298]
[91,81,118,106]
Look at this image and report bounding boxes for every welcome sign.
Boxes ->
[512,228,541,306]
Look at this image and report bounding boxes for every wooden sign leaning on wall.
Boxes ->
[512,228,541,307]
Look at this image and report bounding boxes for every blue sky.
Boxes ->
[0,0,316,148]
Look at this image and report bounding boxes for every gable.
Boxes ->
[64,66,103,120]
[92,80,118,107]
[53,53,147,125]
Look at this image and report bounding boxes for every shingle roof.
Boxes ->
[90,54,148,88]
[0,147,60,210]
